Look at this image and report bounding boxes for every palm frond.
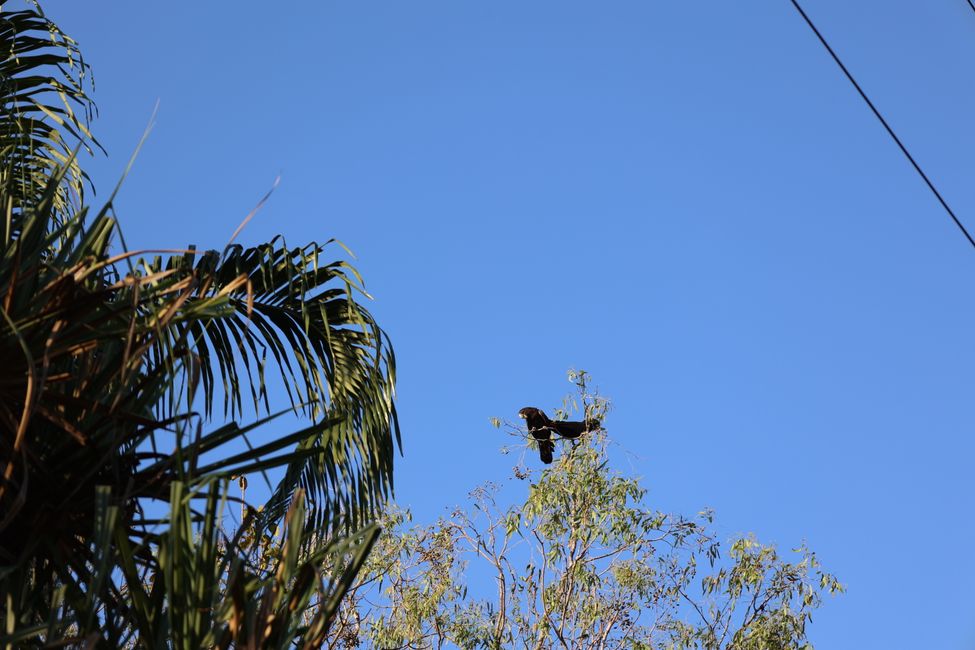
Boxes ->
[3,482,380,648]
[0,2,99,221]
[143,240,400,533]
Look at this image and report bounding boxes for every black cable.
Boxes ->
[789,0,975,250]
[968,0,975,17]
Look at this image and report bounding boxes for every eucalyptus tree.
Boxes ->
[326,373,843,649]
[0,3,398,646]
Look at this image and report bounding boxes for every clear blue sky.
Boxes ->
[56,1,975,647]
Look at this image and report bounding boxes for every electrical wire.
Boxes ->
[789,0,975,250]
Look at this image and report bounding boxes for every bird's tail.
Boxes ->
[539,439,554,464]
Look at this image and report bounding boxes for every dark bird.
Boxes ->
[518,407,598,464]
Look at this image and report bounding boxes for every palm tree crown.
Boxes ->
[0,3,399,645]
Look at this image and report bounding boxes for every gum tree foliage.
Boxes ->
[325,372,842,649]
[0,3,398,646]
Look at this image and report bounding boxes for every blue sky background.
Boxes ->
[54,1,975,647]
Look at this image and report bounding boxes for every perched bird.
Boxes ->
[518,407,598,464]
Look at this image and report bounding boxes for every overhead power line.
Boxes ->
[968,0,975,18]
[789,0,975,250]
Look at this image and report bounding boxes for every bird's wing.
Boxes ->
[552,420,587,439]
[524,411,550,432]
[529,426,553,441]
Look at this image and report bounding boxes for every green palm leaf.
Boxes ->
[1,2,99,222]
[144,240,400,533]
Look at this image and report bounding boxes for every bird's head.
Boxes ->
[518,407,539,419]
